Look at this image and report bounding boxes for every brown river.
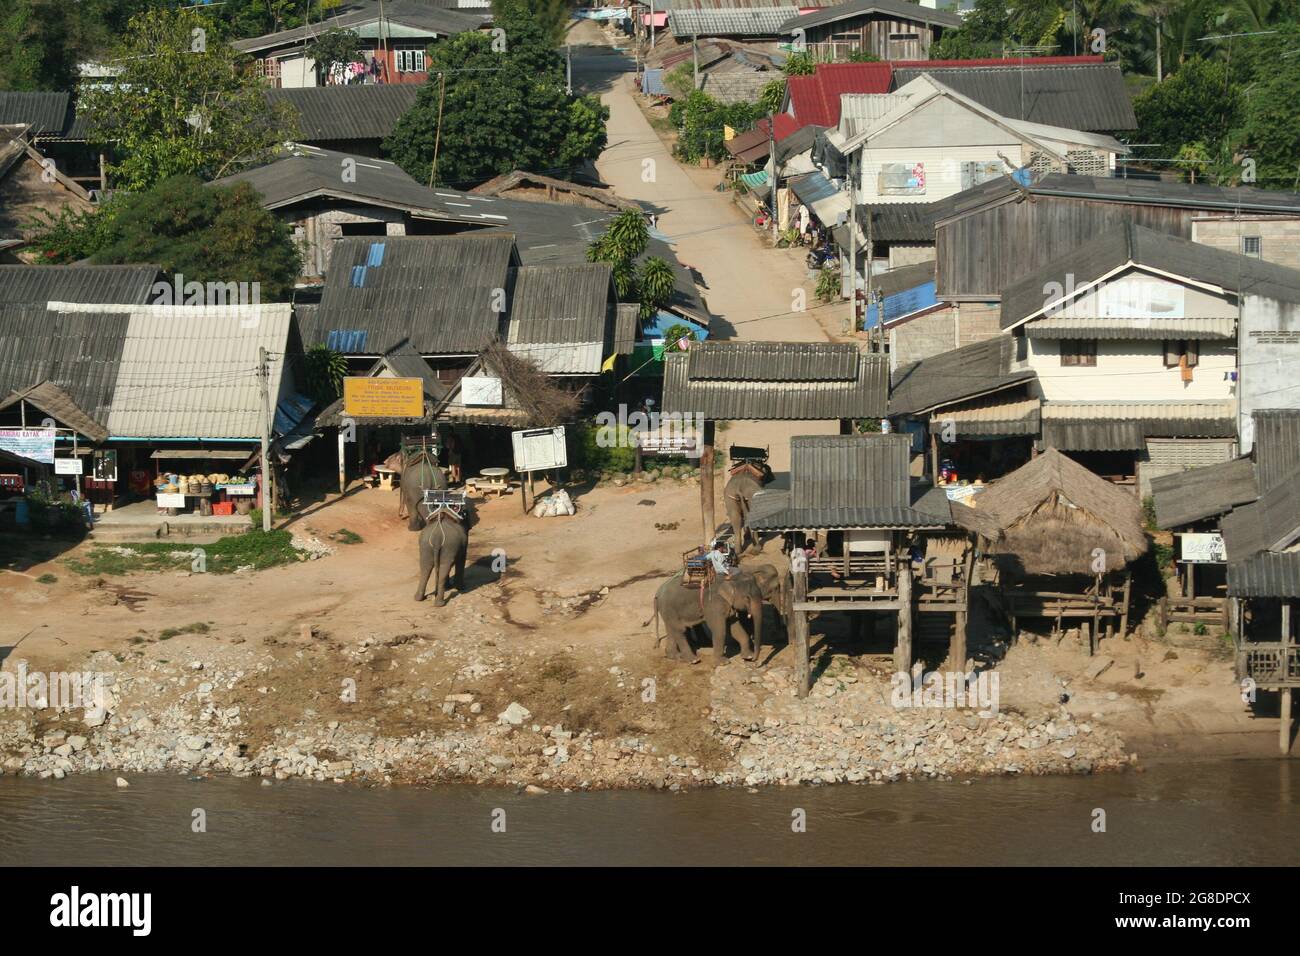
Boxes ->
[4,759,1299,865]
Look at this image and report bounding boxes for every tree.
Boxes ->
[492,0,571,49]
[669,91,760,165]
[32,175,302,299]
[0,0,152,91]
[783,52,815,76]
[637,257,676,321]
[1233,24,1300,187]
[1133,56,1240,160]
[758,79,785,116]
[79,8,298,190]
[384,7,607,186]
[588,209,648,299]
[308,28,364,82]
[304,345,348,405]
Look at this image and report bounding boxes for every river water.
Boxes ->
[4,759,1298,865]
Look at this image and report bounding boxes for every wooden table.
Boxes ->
[373,466,398,492]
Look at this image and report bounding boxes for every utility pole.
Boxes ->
[427,69,446,188]
[693,34,699,88]
[848,148,857,336]
[258,346,272,533]
[377,0,388,83]
[566,44,573,94]
[865,149,875,352]
[768,112,778,243]
[650,0,656,49]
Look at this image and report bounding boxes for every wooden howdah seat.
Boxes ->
[681,545,736,587]
[420,489,467,522]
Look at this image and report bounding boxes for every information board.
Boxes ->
[343,377,424,418]
[511,426,567,473]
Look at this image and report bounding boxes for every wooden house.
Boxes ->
[780,0,961,63]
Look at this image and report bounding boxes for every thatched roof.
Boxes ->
[434,341,582,428]
[968,448,1147,575]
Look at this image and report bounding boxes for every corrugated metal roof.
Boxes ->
[1222,464,1300,558]
[266,84,421,142]
[0,304,129,430]
[864,264,938,328]
[928,395,1040,437]
[0,264,160,305]
[1227,551,1300,598]
[748,433,950,530]
[0,91,72,138]
[100,304,292,440]
[0,381,109,442]
[1150,456,1258,529]
[1251,409,1300,494]
[670,7,797,37]
[1041,399,1237,451]
[232,0,486,53]
[213,145,514,223]
[662,341,887,419]
[787,62,894,128]
[781,0,962,32]
[788,170,850,227]
[1030,173,1300,214]
[689,341,857,380]
[1003,223,1300,330]
[839,93,909,137]
[307,235,514,355]
[1028,316,1236,340]
[892,62,1135,132]
[503,263,615,375]
[889,335,1032,415]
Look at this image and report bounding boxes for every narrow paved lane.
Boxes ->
[570,22,841,473]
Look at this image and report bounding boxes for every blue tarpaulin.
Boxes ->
[642,68,667,96]
[863,279,939,330]
[643,311,709,342]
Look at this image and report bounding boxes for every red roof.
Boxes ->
[889,55,1106,68]
[787,62,893,128]
[757,113,802,142]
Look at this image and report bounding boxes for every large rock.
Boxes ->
[497,702,531,726]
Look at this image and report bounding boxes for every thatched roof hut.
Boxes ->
[968,448,1148,576]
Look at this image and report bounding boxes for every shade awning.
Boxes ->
[1041,400,1237,451]
[150,449,253,459]
[788,171,849,228]
[929,396,1041,438]
[740,169,769,190]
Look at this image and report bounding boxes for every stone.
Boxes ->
[488,756,513,771]
[116,777,130,788]
[498,702,531,726]
[67,735,87,752]
[1085,657,1115,681]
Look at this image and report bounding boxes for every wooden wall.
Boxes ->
[805,14,939,62]
[936,197,1197,299]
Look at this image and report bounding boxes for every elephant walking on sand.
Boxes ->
[414,513,468,606]
[398,451,447,530]
[646,568,766,664]
[723,461,770,554]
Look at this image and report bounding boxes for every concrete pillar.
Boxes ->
[895,564,913,674]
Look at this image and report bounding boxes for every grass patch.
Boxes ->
[63,530,303,577]
[36,573,57,584]
[331,528,363,545]
[158,622,211,640]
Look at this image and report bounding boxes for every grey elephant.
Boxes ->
[746,561,792,629]
[414,511,468,606]
[647,568,766,664]
[723,461,770,554]
[399,451,447,530]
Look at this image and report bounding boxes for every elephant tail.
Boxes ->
[642,593,663,646]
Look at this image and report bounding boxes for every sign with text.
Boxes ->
[1180,532,1226,563]
[156,492,185,508]
[343,377,424,419]
[224,484,256,496]
[54,457,84,475]
[0,428,54,464]
[512,426,567,473]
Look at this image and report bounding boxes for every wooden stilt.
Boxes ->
[895,565,913,673]
[1282,687,1293,756]
[1119,570,1132,639]
[793,570,810,697]
[700,420,716,545]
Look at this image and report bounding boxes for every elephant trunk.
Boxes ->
[749,596,764,661]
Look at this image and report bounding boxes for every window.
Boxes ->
[889,33,920,41]
[396,48,426,73]
[1163,340,1199,368]
[1059,339,1097,367]
[1242,236,1262,258]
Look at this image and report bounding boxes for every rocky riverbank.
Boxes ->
[0,631,1133,789]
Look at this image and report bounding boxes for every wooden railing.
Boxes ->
[1239,643,1300,686]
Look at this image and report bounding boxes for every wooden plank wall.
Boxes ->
[807,14,936,61]
[936,197,1197,299]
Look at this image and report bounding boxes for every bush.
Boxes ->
[569,421,637,473]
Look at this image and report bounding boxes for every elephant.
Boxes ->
[398,451,448,530]
[746,561,792,629]
[647,568,766,664]
[723,462,771,554]
[414,513,469,606]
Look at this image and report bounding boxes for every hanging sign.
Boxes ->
[511,426,567,473]
[54,457,84,475]
[0,428,54,464]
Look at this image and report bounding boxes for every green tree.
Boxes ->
[783,52,815,76]
[384,9,606,186]
[304,345,348,405]
[493,0,572,49]
[669,91,760,165]
[44,175,303,299]
[636,257,675,320]
[758,78,786,116]
[307,28,364,80]
[1133,56,1240,160]
[80,8,297,190]
[587,209,648,299]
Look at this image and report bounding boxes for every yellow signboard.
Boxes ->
[343,377,425,418]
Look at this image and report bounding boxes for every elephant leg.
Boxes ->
[729,615,754,661]
[414,544,434,602]
[454,545,467,593]
[433,552,449,607]
[673,627,699,663]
